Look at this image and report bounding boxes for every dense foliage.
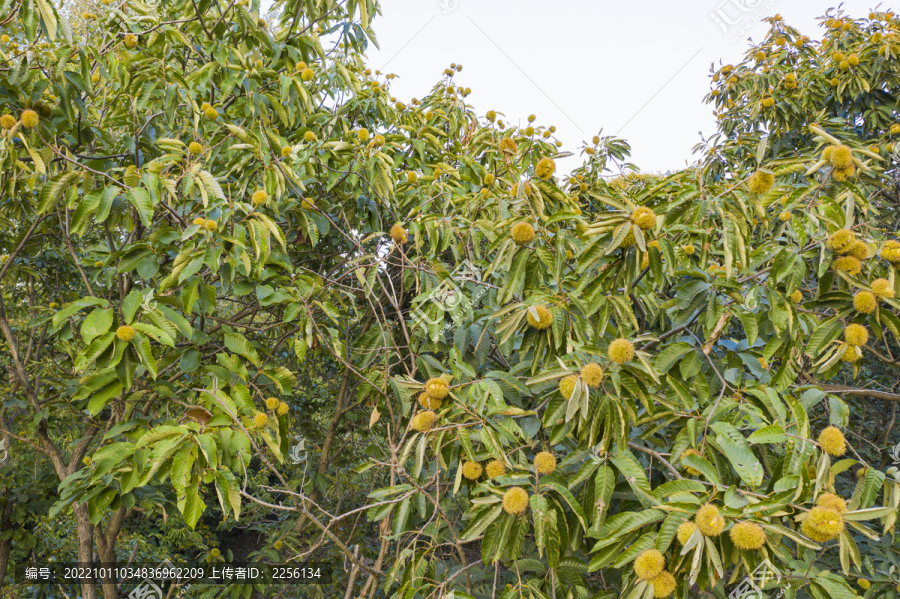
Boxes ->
[3,2,900,599]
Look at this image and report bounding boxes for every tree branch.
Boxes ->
[816,384,900,402]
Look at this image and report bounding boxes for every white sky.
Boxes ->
[268,0,882,173]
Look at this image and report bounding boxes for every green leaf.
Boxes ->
[213,471,231,518]
[122,290,143,324]
[252,213,287,251]
[89,442,135,479]
[759,522,820,549]
[705,536,724,578]
[613,531,656,568]
[392,496,410,537]
[811,578,855,599]
[651,479,707,498]
[224,333,261,366]
[34,0,57,40]
[734,308,759,346]
[754,135,769,164]
[96,186,120,222]
[81,308,113,344]
[711,422,764,487]
[542,481,587,531]
[70,188,103,235]
[610,449,654,496]
[568,457,600,489]
[222,470,242,521]
[180,279,198,315]
[680,453,720,485]
[460,504,503,541]
[829,395,849,428]
[624,580,649,599]
[76,332,116,372]
[133,335,157,379]
[52,297,108,329]
[259,430,283,464]
[676,280,710,310]
[747,425,787,444]
[128,188,154,227]
[805,317,841,357]
[198,170,226,200]
[368,484,413,500]
[138,435,187,487]
[656,512,688,553]
[592,510,667,549]
[844,506,895,521]
[156,305,193,340]
[654,342,693,374]
[855,466,886,510]
[592,464,616,528]
[171,444,195,494]
[531,494,548,555]
[544,508,560,568]
[132,323,174,347]
[179,479,206,529]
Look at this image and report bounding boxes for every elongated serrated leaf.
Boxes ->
[128,188,154,227]
[199,170,226,200]
[461,504,503,541]
[747,425,787,444]
[224,333,260,366]
[38,172,81,213]
[654,342,693,374]
[681,453,720,485]
[180,480,206,529]
[542,481,587,531]
[711,422,764,487]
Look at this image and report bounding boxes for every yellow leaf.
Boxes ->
[35,0,57,41]
[27,147,46,174]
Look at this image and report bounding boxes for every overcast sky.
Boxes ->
[268,0,881,173]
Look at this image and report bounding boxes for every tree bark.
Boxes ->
[95,504,128,599]
[1,305,101,599]
[73,503,97,599]
[290,365,352,536]
[0,498,14,592]
[815,383,900,402]
[311,316,373,491]
[316,366,352,480]
[342,545,361,599]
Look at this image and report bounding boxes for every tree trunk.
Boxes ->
[317,366,352,480]
[95,534,117,599]
[0,260,101,599]
[95,504,128,599]
[0,498,13,591]
[291,364,353,535]
[73,503,97,599]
